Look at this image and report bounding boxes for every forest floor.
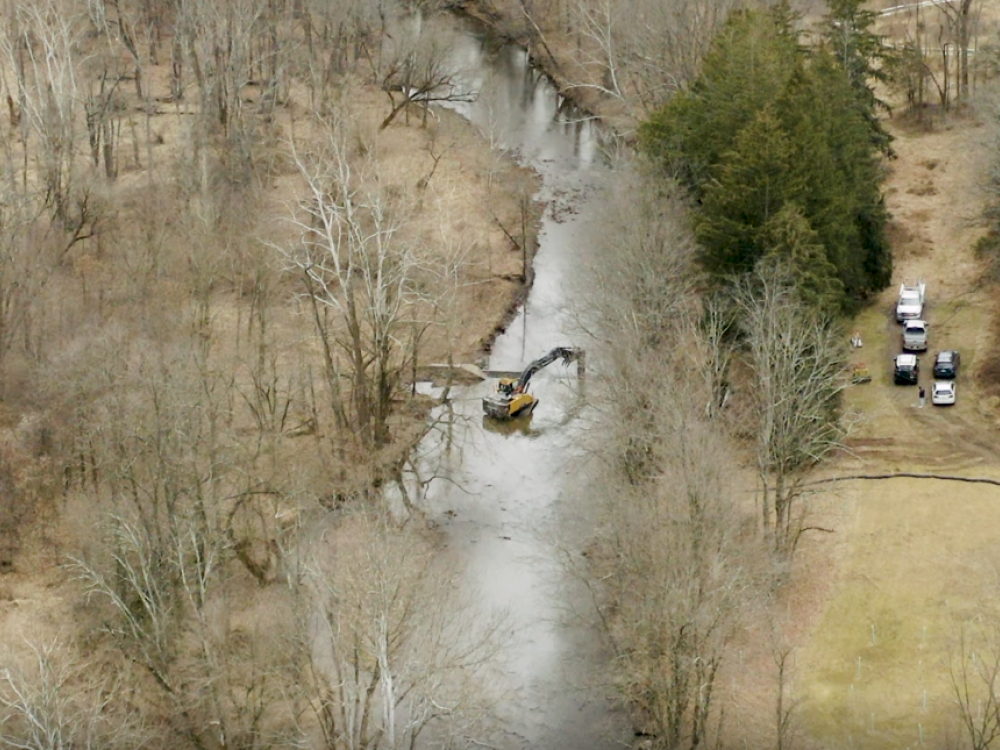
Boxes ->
[0,49,535,642]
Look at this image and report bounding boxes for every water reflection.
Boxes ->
[481,412,538,438]
[435,19,603,173]
[405,12,625,749]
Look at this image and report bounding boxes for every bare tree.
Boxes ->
[579,394,763,748]
[572,162,702,482]
[888,28,942,114]
[981,87,1000,276]
[511,0,744,118]
[766,615,805,750]
[294,512,505,750]
[733,259,848,559]
[933,0,986,105]
[568,162,766,746]
[0,639,139,750]
[566,0,627,101]
[951,616,1000,750]
[181,0,268,136]
[0,172,99,396]
[278,117,426,452]
[377,23,476,131]
[84,0,164,178]
[72,509,294,750]
[697,292,737,421]
[579,164,701,348]
[0,0,83,223]
[296,0,384,110]
[167,0,293,206]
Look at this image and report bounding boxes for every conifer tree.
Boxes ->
[639,5,799,188]
[823,0,896,157]
[695,106,804,276]
[760,204,844,318]
[639,2,891,310]
[778,49,892,299]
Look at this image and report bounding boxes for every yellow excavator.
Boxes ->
[482,347,584,419]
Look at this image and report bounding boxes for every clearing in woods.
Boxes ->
[788,114,1000,748]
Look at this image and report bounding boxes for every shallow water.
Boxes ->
[411,15,628,749]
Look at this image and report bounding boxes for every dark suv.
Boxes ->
[894,354,920,385]
[932,350,960,379]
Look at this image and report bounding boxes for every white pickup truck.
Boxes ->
[902,319,929,352]
[896,280,926,322]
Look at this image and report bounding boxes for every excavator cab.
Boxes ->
[496,378,517,397]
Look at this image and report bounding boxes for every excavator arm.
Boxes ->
[513,347,582,394]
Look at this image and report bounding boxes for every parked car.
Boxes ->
[902,320,929,351]
[931,380,957,406]
[933,350,960,379]
[894,353,920,385]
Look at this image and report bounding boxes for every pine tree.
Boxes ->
[639,2,891,309]
[778,49,892,300]
[695,106,804,276]
[639,5,800,190]
[760,204,845,317]
[823,0,896,157]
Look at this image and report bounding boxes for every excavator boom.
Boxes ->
[513,346,582,394]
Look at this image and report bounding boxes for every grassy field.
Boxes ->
[798,477,1000,748]
[790,114,1000,749]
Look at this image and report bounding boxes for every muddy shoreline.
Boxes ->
[450,1,612,128]
[446,2,612,365]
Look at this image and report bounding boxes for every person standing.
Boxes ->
[918,386,926,408]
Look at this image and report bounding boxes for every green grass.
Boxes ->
[797,480,1000,748]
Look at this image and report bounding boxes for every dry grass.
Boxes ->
[781,114,1000,748]
[796,477,1000,749]
[0,17,540,708]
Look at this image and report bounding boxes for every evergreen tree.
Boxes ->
[639,5,800,189]
[695,106,804,276]
[760,204,845,318]
[778,49,892,299]
[823,0,896,157]
[639,2,892,309]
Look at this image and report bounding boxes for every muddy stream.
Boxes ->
[407,14,628,749]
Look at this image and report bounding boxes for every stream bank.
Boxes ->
[408,11,630,748]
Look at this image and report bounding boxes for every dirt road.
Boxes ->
[846,116,998,469]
